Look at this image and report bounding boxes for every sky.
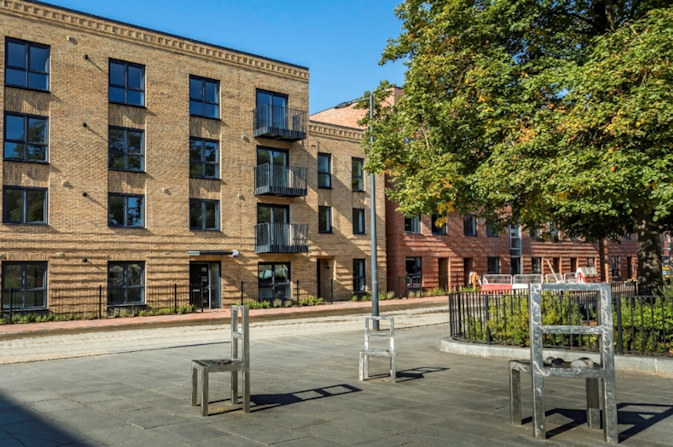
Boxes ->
[41,0,407,114]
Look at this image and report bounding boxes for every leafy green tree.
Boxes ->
[365,1,673,294]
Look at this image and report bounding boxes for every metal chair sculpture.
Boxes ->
[359,316,396,382]
[192,305,250,415]
[508,283,618,443]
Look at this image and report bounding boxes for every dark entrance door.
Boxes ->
[190,262,221,309]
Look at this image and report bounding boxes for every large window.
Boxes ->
[432,214,446,235]
[353,208,365,234]
[1,262,47,310]
[189,137,219,179]
[353,259,366,294]
[258,203,289,224]
[487,257,500,274]
[5,38,49,91]
[463,215,477,236]
[189,75,219,118]
[3,186,47,224]
[109,59,145,106]
[108,193,144,228]
[108,262,144,306]
[4,112,48,162]
[108,126,144,171]
[406,257,422,287]
[190,199,219,231]
[319,206,332,233]
[318,153,331,188]
[405,215,420,234]
[531,257,542,274]
[256,90,288,129]
[258,262,290,301]
[352,158,364,191]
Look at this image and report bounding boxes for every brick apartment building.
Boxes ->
[312,87,639,292]
[0,0,386,314]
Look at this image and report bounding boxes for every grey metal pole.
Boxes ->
[369,92,379,330]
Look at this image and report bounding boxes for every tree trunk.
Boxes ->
[635,215,663,295]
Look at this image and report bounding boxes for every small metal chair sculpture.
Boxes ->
[192,305,250,415]
[359,316,396,382]
[508,283,618,443]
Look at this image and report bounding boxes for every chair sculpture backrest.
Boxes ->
[364,316,394,352]
[230,305,249,368]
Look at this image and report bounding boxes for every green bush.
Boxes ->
[298,296,324,306]
[617,296,673,354]
[247,301,271,309]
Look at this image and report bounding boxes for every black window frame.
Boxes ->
[3,112,49,163]
[487,257,500,274]
[257,203,290,225]
[431,214,447,235]
[404,215,421,234]
[189,75,220,119]
[108,193,145,228]
[463,215,477,237]
[406,257,423,286]
[258,262,291,301]
[318,206,332,234]
[108,59,146,107]
[189,137,220,179]
[318,152,332,189]
[1,261,48,310]
[107,261,145,306]
[4,37,50,91]
[351,157,364,191]
[2,186,47,225]
[189,198,220,231]
[108,126,144,172]
[352,208,365,235]
[353,258,366,294]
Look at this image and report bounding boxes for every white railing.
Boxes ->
[482,274,512,285]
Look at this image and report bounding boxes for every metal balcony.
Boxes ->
[253,105,307,141]
[255,223,308,253]
[254,163,308,197]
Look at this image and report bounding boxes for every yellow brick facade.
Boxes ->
[0,1,386,311]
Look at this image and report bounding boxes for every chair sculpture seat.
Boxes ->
[508,283,618,443]
[192,305,250,415]
[359,316,396,382]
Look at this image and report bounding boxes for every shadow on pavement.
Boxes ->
[395,366,450,382]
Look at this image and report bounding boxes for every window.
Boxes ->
[190,199,219,231]
[405,215,420,233]
[353,208,365,234]
[487,257,500,274]
[258,262,290,300]
[530,228,541,240]
[5,38,49,91]
[258,203,289,224]
[432,214,446,235]
[189,75,219,118]
[352,158,364,191]
[319,206,332,233]
[531,257,542,274]
[108,126,144,171]
[109,59,145,106]
[3,186,47,224]
[318,153,331,188]
[406,257,422,287]
[1,262,47,310]
[189,137,219,179]
[463,215,477,236]
[610,256,620,279]
[256,89,289,128]
[486,224,499,237]
[587,257,595,267]
[4,112,48,162]
[108,262,144,306]
[353,259,366,294]
[108,193,144,228]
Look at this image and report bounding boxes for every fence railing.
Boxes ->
[391,275,449,298]
[238,279,333,306]
[254,222,309,253]
[254,163,308,196]
[448,284,672,356]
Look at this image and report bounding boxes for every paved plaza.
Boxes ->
[0,302,672,446]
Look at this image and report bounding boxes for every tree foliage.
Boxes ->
[365,1,673,292]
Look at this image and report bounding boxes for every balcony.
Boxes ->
[255,164,308,197]
[253,105,306,141]
[255,223,308,253]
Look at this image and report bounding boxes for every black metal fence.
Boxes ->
[239,279,333,307]
[391,275,449,298]
[448,283,673,356]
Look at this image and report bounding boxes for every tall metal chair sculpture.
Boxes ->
[508,283,618,443]
[359,316,396,382]
[192,305,250,415]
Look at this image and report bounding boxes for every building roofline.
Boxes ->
[10,0,309,72]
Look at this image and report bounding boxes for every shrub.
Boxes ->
[298,296,324,306]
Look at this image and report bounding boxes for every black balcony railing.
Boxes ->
[253,104,307,141]
[255,223,308,253]
[254,163,308,196]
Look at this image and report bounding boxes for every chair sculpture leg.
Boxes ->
[603,373,619,444]
[531,372,546,439]
[231,370,238,405]
[200,369,209,417]
[358,352,365,381]
[191,365,198,407]
[586,378,600,429]
[509,365,522,425]
[243,370,250,413]
[389,354,396,383]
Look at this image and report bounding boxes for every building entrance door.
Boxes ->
[317,258,334,301]
[190,262,221,309]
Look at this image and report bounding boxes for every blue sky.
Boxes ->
[42,0,406,114]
